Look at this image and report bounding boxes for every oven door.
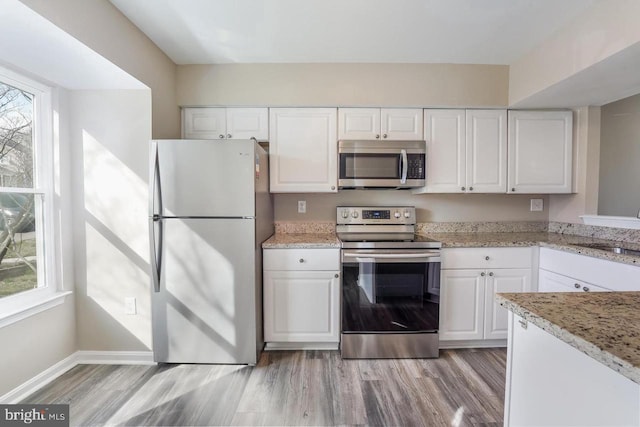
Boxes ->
[341,249,441,333]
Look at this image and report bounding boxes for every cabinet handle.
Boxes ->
[583,286,590,292]
[383,134,388,139]
[219,134,225,139]
[227,133,232,139]
[574,283,581,289]
[469,187,474,191]
[489,272,494,277]
[331,186,336,190]
[519,319,528,330]
[481,272,485,277]
[375,134,380,139]
[485,256,490,260]
[511,187,516,192]
[334,274,339,278]
[461,186,466,191]
[299,258,305,263]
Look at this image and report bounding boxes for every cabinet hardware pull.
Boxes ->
[469,187,473,191]
[574,283,581,289]
[583,286,590,292]
[375,134,380,139]
[299,258,304,263]
[485,256,490,260]
[489,272,494,276]
[331,186,336,190]
[334,274,339,278]
[481,272,485,277]
[519,319,528,329]
[218,134,225,139]
[461,186,466,191]
[511,187,516,192]
[227,134,232,138]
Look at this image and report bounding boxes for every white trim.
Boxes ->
[264,342,339,351]
[0,352,78,404]
[439,339,507,349]
[0,350,155,404]
[580,214,640,230]
[75,351,155,365]
[0,291,70,328]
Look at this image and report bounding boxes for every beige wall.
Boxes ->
[549,107,601,223]
[177,63,509,107]
[69,90,153,351]
[19,0,179,139]
[509,0,640,106]
[598,94,640,217]
[276,192,548,223]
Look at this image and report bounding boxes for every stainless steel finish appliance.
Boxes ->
[337,206,441,359]
[149,139,273,364]
[338,140,426,189]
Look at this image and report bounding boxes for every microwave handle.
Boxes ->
[400,149,408,184]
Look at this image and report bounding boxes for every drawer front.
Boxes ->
[264,248,340,271]
[442,247,532,269]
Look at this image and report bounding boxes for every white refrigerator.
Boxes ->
[149,139,273,364]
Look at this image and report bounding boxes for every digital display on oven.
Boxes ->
[362,210,390,219]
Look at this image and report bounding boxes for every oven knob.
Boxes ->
[394,211,401,219]
[341,210,349,219]
[404,210,411,218]
[351,211,359,218]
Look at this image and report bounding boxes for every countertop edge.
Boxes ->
[496,293,640,385]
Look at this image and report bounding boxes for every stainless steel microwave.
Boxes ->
[338,140,426,189]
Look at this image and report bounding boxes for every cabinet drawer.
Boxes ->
[263,248,340,271]
[442,247,532,269]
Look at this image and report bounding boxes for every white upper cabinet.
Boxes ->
[421,109,466,193]
[338,108,422,140]
[466,109,507,193]
[507,110,573,194]
[419,109,506,193]
[182,107,269,140]
[269,108,338,193]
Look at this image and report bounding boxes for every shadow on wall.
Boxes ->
[70,90,153,351]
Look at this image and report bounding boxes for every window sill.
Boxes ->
[0,291,72,329]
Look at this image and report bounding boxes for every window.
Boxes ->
[0,67,62,325]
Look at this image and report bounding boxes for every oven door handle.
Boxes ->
[343,251,441,263]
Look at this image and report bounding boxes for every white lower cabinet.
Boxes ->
[505,313,640,426]
[440,247,533,343]
[538,269,611,293]
[263,248,340,348]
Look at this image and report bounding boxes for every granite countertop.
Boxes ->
[420,231,640,266]
[497,292,640,385]
[262,233,341,249]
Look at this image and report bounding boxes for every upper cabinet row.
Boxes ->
[182,107,573,194]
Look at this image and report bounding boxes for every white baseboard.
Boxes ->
[439,339,507,349]
[0,351,155,404]
[76,350,155,365]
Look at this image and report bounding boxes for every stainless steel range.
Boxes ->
[337,206,441,359]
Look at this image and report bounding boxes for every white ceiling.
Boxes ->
[109,0,598,65]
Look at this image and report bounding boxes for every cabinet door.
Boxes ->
[226,108,268,140]
[507,111,573,194]
[263,270,340,342]
[182,107,226,139]
[381,108,423,140]
[466,110,507,193]
[420,109,466,193]
[484,268,531,340]
[269,108,338,193]
[338,108,380,140]
[538,269,610,293]
[440,269,485,341]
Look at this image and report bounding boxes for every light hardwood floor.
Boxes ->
[24,348,507,426]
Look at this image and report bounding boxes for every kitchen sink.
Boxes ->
[573,242,640,257]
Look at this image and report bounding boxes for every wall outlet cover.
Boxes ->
[124,297,137,315]
[297,200,306,214]
[530,199,544,212]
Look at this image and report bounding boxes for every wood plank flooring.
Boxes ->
[23,348,507,426]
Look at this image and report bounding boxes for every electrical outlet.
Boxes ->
[124,297,137,315]
[297,200,306,214]
[530,199,544,212]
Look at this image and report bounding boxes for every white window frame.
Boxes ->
[0,66,68,328]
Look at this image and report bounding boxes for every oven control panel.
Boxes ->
[337,206,415,225]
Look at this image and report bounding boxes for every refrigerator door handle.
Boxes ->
[149,218,163,292]
[149,141,164,292]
